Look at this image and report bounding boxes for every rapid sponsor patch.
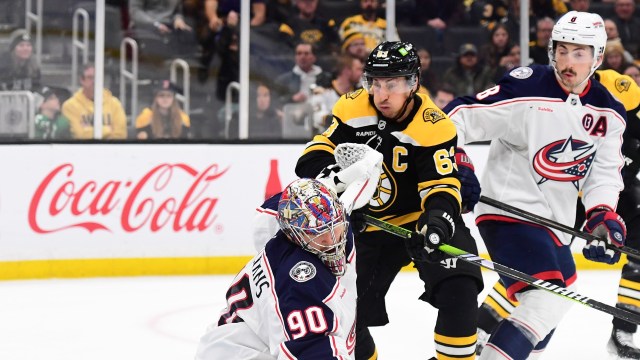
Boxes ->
[289,261,317,282]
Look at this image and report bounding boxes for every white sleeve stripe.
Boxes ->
[434,343,476,356]
[584,104,626,125]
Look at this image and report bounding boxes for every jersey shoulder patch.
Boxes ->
[289,261,317,282]
[509,66,534,79]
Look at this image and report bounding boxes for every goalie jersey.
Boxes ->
[296,89,462,228]
[196,214,357,360]
[444,64,627,244]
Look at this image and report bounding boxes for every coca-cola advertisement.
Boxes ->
[0,144,300,263]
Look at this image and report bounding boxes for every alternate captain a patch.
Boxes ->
[290,261,317,282]
[423,108,446,124]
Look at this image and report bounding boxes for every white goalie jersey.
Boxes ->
[196,225,357,360]
[444,65,627,244]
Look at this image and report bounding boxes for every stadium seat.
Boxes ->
[397,25,441,55]
[317,1,360,24]
[442,26,490,56]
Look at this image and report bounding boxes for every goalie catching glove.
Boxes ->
[406,210,456,263]
[317,143,383,213]
[582,208,626,264]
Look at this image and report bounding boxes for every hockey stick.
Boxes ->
[478,195,640,260]
[362,214,640,325]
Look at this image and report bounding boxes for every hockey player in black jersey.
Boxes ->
[295,40,484,360]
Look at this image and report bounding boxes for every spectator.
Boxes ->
[33,86,71,140]
[197,0,266,82]
[442,43,494,97]
[0,29,40,91]
[310,54,363,132]
[418,47,440,94]
[228,82,282,139]
[128,0,195,62]
[339,0,388,53]
[624,64,640,86]
[493,43,522,82]
[267,0,295,24]
[529,16,554,65]
[278,0,339,55]
[273,42,332,106]
[604,18,636,64]
[470,0,509,30]
[341,29,368,61]
[603,39,633,73]
[62,63,127,140]
[611,0,640,58]
[214,10,239,101]
[479,23,513,69]
[568,0,591,11]
[433,85,456,109]
[413,0,467,29]
[135,80,190,140]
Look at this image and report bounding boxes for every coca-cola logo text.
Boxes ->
[28,163,229,234]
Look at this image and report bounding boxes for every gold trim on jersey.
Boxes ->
[301,135,336,156]
[434,332,477,359]
[618,295,640,308]
[418,178,462,209]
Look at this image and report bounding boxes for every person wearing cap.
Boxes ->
[135,79,190,140]
[339,0,390,53]
[0,29,41,91]
[61,63,127,140]
[341,29,368,61]
[33,87,71,140]
[441,43,494,97]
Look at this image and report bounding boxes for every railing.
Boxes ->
[224,81,241,139]
[170,58,190,116]
[120,37,139,125]
[71,7,90,89]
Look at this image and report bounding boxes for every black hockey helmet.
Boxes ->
[363,41,420,79]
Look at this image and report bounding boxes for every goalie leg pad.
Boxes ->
[509,287,575,344]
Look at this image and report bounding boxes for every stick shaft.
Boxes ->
[363,214,640,325]
[479,195,640,260]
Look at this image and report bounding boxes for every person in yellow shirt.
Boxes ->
[62,63,127,139]
[339,0,390,53]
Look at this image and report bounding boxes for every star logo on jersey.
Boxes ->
[290,261,317,282]
[423,108,446,124]
[533,136,595,189]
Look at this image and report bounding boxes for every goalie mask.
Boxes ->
[277,179,348,276]
[548,11,606,85]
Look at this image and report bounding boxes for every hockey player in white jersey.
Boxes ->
[195,178,358,360]
[444,11,627,360]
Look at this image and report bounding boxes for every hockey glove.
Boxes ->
[455,147,481,213]
[348,210,368,236]
[316,164,346,194]
[582,209,626,264]
[407,210,456,263]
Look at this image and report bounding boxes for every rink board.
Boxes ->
[0,144,620,279]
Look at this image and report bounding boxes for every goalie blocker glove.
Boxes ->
[583,207,626,264]
[407,210,456,263]
[455,147,481,213]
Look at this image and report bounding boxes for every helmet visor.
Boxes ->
[362,74,418,95]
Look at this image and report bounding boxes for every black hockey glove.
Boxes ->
[455,147,481,213]
[348,210,368,236]
[407,210,456,263]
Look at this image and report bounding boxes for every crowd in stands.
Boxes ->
[1,0,640,141]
